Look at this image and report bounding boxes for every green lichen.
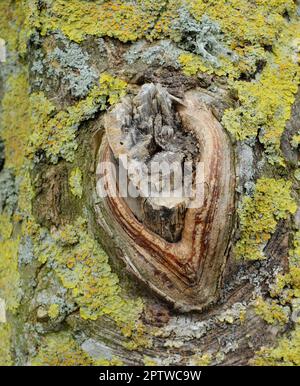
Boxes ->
[175,4,300,166]
[0,323,12,366]
[252,222,300,365]
[190,353,212,366]
[125,40,182,69]
[187,0,296,48]
[251,325,300,366]
[28,73,127,163]
[179,51,238,78]
[95,357,124,366]
[290,231,300,268]
[254,296,289,325]
[48,304,60,320]
[143,356,159,366]
[0,211,21,313]
[69,168,83,198]
[32,0,166,43]
[1,71,30,171]
[31,332,96,366]
[270,267,300,305]
[122,322,152,351]
[1,0,300,366]
[0,213,13,241]
[0,0,30,55]
[222,21,300,165]
[31,217,144,336]
[235,178,297,261]
[0,4,31,362]
[292,133,300,149]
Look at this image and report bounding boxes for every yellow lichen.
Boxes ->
[122,322,152,350]
[0,213,13,240]
[254,297,289,325]
[0,0,30,55]
[187,0,296,48]
[1,71,30,171]
[98,72,128,106]
[270,267,300,305]
[0,212,21,313]
[17,168,34,217]
[290,231,300,268]
[251,325,300,366]
[252,218,300,365]
[31,218,144,336]
[0,3,32,367]
[143,356,159,366]
[69,168,83,199]
[1,0,134,366]
[222,21,300,165]
[292,134,300,149]
[190,353,212,366]
[48,304,60,320]
[33,0,161,43]
[31,332,95,366]
[94,357,124,366]
[0,323,12,366]
[235,178,296,261]
[28,74,127,163]
[239,309,247,324]
[1,0,300,367]
[179,52,229,77]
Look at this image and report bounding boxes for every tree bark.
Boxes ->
[0,1,299,367]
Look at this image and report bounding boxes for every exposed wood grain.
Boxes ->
[96,86,235,311]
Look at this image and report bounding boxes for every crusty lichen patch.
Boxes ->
[252,221,300,365]
[251,325,300,366]
[0,323,12,366]
[0,2,137,365]
[31,331,123,366]
[0,234,21,313]
[186,0,296,47]
[1,0,300,366]
[222,21,300,165]
[34,0,163,43]
[1,71,30,171]
[30,217,144,334]
[48,304,60,320]
[270,266,300,305]
[254,297,289,325]
[0,13,29,360]
[290,231,300,268]
[0,1,29,54]
[69,168,83,198]
[28,74,127,163]
[189,353,212,366]
[235,178,296,261]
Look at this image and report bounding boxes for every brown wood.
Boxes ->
[96,85,236,311]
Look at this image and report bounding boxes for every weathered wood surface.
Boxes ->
[96,84,235,311]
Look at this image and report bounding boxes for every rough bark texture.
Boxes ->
[0,1,300,367]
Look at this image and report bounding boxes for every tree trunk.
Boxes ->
[0,1,299,366]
